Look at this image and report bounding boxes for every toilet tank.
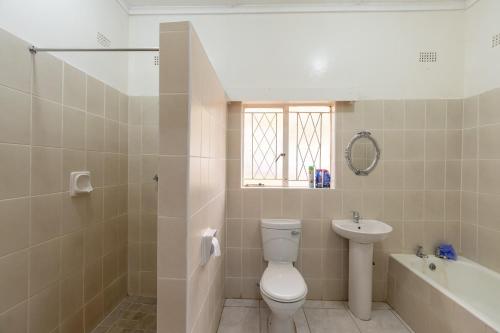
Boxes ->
[261,219,301,263]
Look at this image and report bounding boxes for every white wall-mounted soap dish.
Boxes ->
[70,171,93,197]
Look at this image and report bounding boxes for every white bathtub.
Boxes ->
[389,254,499,333]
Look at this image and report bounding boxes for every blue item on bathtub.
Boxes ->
[438,243,457,260]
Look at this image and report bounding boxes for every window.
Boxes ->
[243,104,334,187]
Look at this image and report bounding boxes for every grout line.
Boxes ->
[0,80,32,95]
[0,297,28,317]
[138,96,144,294]
[474,95,480,259]
[81,71,89,332]
[302,308,313,333]
[26,47,34,333]
[344,307,363,333]
[224,305,261,309]
[259,304,263,333]
[458,99,465,254]
[390,309,415,333]
[443,102,448,242]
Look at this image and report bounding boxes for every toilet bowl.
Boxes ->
[260,262,307,333]
[260,219,307,333]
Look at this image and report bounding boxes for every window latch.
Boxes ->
[275,152,286,162]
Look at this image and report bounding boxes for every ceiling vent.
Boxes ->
[419,51,437,63]
[154,55,159,66]
[493,33,500,48]
[97,32,111,48]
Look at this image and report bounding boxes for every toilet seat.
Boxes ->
[260,262,307,303]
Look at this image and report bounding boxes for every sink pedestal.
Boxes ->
[348,241,373,320]
[332,218,392,321]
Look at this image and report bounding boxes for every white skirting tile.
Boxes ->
[225,299,260,308]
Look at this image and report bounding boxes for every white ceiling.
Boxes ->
[119,0,476,14]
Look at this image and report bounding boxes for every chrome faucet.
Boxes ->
[416,245,428,258]
[435,247,447,259]
[351,210,360,223]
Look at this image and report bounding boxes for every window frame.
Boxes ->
[242,102,335,188]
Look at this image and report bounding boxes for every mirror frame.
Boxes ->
[344,130,381,176]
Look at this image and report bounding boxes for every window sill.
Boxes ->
[241,185,335,190]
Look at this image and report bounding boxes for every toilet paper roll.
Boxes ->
[211,237,221,257]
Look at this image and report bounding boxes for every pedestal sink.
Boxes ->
[332,219,392,320]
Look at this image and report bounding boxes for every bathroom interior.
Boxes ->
[0,0,499,332]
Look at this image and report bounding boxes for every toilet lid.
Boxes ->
[260,262,307,303]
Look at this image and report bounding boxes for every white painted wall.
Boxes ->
[0,0,130,92]
[464,0,500,97]
[129,10,465,100]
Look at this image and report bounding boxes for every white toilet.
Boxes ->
[260,219,308,333]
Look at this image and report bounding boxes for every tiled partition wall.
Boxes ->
[460,88,500,273]
[158,21,227,333]
[225,99,463,301]
[0,28,128,333]
[128,96,159,296]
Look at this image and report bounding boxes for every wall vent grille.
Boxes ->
[493,34,500,48]
[154,55,159,66]
[97,32,111,48]
[419,51,437,63]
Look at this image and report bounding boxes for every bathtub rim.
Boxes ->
[390,253,500,332]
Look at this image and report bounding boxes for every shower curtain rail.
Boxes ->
[29,46,159,54]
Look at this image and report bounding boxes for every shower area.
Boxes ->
[0,27,159,333]
[94,94,160,333]
[0,18,226,333]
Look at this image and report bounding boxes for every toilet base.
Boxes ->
[261,294,304,333]
[267,312,296,333]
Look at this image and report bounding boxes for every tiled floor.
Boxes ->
[91,296,157,333]
[217,299,413,333]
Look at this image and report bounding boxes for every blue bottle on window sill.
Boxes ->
[315,169,323,188]
[315,169,331,188]
[323,170,331,188]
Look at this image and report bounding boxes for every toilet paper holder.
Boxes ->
[201,228,221,266]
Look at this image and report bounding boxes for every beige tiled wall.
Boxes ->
[127,96,159,297]
[225,99,463,301]
[0,28,128,332]
[460,88,500,273]
[158,21,227,333]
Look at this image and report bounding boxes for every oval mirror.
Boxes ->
[345,131,381,176]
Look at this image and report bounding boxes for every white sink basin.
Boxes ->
[332,219,392,244]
